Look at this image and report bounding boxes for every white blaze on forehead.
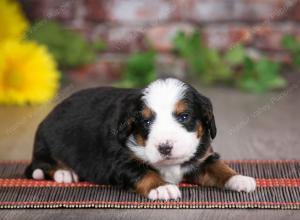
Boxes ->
[128,78,200,175]
[142,78,187,111]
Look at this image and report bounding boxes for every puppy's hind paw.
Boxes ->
[225,175,256,193]
[32,169,45,180]
[148,184,181,201]
[53,169,79,183]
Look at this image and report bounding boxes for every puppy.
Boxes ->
[25,78,256,200]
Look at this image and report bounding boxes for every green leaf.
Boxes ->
[237,58,286,93]
[242,57,255,76]
[26,21,105,68]
[224,44,247,65]
[282,35,300,52]
[282,35,300,72]
[172,30,286,92]
[238,78,264,93]
[118,51,157,88]
[173,31,233,83]
[292,54,300,69]
[260,59,278,73]
[92,40,107,51]
[265,76,287,89]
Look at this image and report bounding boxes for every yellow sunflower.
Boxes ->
[0,40,60,105]
[0,0,28,42]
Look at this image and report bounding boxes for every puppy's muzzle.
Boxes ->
[158,143,173,156]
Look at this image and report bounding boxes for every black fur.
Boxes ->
[186,86,217,139]
[25,81,217,191]
[26,87,149,189]
[180,85,217,169]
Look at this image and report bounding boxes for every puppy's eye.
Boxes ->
[143,119,152,128]
[177,113,191,123]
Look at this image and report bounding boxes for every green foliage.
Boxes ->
[117,51,157,88]
[237,58,286,92]
[282,35,300,70]
[173,31,287,93]
[26,21,106,68]
[173,32,232,84]
[224,44,247,65]
[224,45,286,92]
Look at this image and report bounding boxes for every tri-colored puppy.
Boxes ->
[25,78,256,200]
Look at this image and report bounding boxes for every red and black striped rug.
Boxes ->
[0,160,299,209]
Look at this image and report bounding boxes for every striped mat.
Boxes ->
[0,160,299,209]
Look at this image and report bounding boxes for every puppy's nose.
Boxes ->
[158,144,172,156]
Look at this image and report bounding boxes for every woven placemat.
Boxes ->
[0,160,299,209]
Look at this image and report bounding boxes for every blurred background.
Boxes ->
[0,0,299,160]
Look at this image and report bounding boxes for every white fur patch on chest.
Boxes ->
[156,165,184,184]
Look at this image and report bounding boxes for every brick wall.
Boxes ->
[22,0,300,79]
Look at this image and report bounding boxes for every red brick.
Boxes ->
[22,0,75,21]
[244,48,291,64]
[185,0,289,23]
[203,26,253,50]
[203,24,298,51]
[22,0,300,58]
[146,23,195,52]
[47,0,75,20]
[266,52,292,64]
[68,24,94,41]
[68,53,187,83]
[85,0,106,21]
[91,24,299,53]
[102,26,150,52]
[68,54,126,83]
[89,24,109,42]
[293,1,300,21]
[253,24,296,51]
[104,0,177,24]
[22,0,47,20]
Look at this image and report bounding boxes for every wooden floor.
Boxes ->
[0,80,299,219]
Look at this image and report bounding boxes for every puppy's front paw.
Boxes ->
[53,169,79,183]
[225,175,256,192]
[148,184,181,200]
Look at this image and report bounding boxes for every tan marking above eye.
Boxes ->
[175,101,188,115]
[142,107,153,119]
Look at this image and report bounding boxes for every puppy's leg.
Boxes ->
[25,129,56,180]
[41,160,79,183]
[27,160,79,183]
[190,160,256,192]
[26,160,55,180]
[135,171,181,200]
[26,130,79,183]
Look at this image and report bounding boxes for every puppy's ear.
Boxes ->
[116,93,142,144]
[191,89,217,139]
